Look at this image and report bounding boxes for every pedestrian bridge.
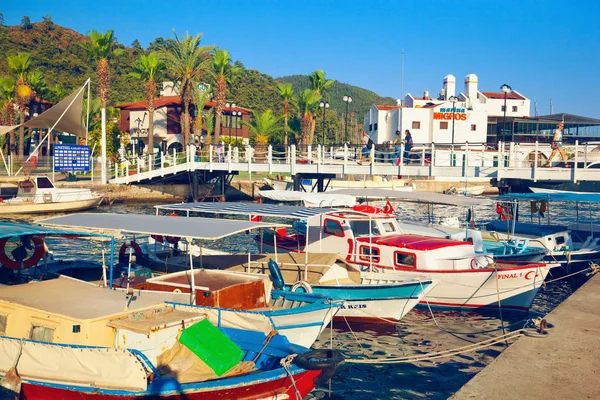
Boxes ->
[108,141,600,185]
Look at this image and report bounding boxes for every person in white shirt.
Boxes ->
[358,131,373,165]
[546,123,570,167]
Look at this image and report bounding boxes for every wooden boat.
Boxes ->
[0,278,339,399]
[0,175,103,214]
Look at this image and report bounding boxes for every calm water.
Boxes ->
[4,199,593,400]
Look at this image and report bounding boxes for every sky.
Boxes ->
[2,0,600,117]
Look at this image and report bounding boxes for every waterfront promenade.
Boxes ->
[452,273,600,400]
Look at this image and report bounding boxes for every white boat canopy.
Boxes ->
[258,190,357,207]
[329,188,490,207]
[156,202,337,219]
[39,212,285,241]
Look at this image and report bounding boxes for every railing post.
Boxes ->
[508,141,514,168]
[498,141,504,179]
[161,152,165,177]
[137,157,141,179]
[317,145,322,165]
[148,154,152,173]
[228,144,232,173]
[421,145,425,166]
[330,146,334,161]
[268,145,273,174]
[209,144,213,172]
[533,141,539,182]
[172,148,176,169]
[481,143,486,167]
[234,147,239,163]
[584,142,588,168]
[429,142,436,178]
[290,144,296,175]
[464,141,469,178]
[343,143,348,175]
[399,143,404,167]
[307,145,312,165]
[115,163,119,179]
[574,140,579,183]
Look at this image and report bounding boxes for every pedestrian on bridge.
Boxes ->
[547,123,570,167]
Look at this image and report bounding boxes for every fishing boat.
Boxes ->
[264,176,414,192]
[155,202,553,311]
[0,175,103,214]
[0,277,341,399]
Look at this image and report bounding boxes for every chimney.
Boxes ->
[396,99,402,106]
[443,75,456,100]
[424,91,430,100]
[464,74,478,99]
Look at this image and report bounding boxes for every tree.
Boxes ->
[192,87,211,139]
[0,13,4,27]
[0,76,16,154]
[20,16,32,30]
[209,49,241,145]
[242,109,280,144]
[277,82,293,148]
[42,14,53,24]
[298,89,320,145]
[131,39,143,51]
[307,70,334,144]
[159,31,213,147]
[131,53,166,162]
[48,84,68,103]
[7,52,33,156]
[81,29,125,183]
[204,108,215,145]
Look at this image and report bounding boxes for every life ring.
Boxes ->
[352,205,382,214]
[0,236,45,270]
[165,213,181,245]
[470,258,479,269]
[290,281,313,293]
[119,241,142,264]
[294,349,345,386]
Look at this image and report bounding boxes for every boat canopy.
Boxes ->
[0,221,110,240]
[499,192,600,203]
[329,188,490,207]
[40,213,285,241]
[156,202,337,219]
[486,221,568,236]
[258,190,357,207]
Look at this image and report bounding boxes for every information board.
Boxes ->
[53,144,91,172]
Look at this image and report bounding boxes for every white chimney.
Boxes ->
[464,74,478,100]
[424,90,430,100]
[443,74,456,99]
[396,99,402,106]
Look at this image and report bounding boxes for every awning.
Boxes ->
[499,192,600,204]
[0,221,109,240]
[329,188,490,207]
[258,190,357,207]
[40,213,285,240]
[155,202,337,219]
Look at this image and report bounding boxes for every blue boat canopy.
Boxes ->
[499,192,600,203]
[486,221,568,236]
[0,221,110,240]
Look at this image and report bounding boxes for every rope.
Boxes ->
[280,354,302,400]
[252,330,276,363]
[543,264,597,286]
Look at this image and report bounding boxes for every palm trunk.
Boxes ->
[283,112,288,147]
[148,109,154,165]
[101,107,107,184]
[18,113,24,156]
[308,118,316,145]
[183,101,190,147]
[214,112,222,145]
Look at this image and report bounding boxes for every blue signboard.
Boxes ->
[53,144,91,172]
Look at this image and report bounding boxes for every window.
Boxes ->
[324,219,344,237]
[37,177,54,189]
[30,325,55,342]
[471,124,477,131]
[369,124,373,131]
[0,315,6,335]
[349,221,380,237]
[512,106,518,112]
[395,251,416,268]
[440,121,448,130]
[412,121,421,130]
[381,222,396,233]
[374,123,378,131]
[501,105,506,112]
[359,246,380,263]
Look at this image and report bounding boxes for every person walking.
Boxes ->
[546,123,570,167]
[403,130,413,164]
[392,130,402,165]
[358,131,374,165]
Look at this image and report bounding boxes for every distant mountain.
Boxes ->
[277,75,396,118]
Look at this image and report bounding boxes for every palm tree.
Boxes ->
[277,82,294,148]
[81,29,124,183]
[7,52,32,156]
[48,84,68,103]
[308,70,334,144]
[131,53,166,162]
[209,49,241,145]
[27,71,47,144]
[0,76,16,155]
[159,31,213,147]
[192,87,211,140]
[204,108,215,146]
[298,89,321,145]
[242,109,280,162]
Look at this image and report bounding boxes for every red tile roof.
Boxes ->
[116,96,252,114]
[480,91,525,100]
[375,105,402,110]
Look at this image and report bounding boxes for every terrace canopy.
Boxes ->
[155,202,337,219]
[499,192,600,204]
[0,221,110,240]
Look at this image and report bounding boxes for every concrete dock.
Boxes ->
[452,273,600,400]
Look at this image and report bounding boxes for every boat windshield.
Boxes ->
[350,220,380,237]
[37,177,54,189]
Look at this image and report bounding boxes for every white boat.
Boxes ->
[0,176,103,214]
[264,177,414,192]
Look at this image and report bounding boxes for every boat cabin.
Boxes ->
[1,175,96,204]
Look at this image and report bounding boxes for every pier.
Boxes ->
[451,273,600,400]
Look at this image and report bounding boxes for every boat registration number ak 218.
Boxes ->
[340,304,367,309]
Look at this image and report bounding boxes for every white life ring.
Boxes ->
[290,281,313,294]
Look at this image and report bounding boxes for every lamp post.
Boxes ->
[134,112,147,157]
[449,96,457,145]
[319,101,330,145]
[500,84,512,144]
[343,95,352,144]
[233,111,241,147]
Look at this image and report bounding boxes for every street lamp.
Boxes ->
[500,84,512,144]
[233,110,241,147]
[343,95,352,143]
[134,112,147,157]
[319,101,330,144]
[449,96,457,145]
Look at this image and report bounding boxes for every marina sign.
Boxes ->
[434,108,468,120]
[53,144,91,172]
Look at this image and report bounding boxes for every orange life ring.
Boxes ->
[352,205,382,214]
[119,241,143,263]
[0,236,45,270]
[165,213,181,244]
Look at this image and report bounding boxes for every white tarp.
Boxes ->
[0,83,86,137]
[0,337,147,392]
[259,190,356,208]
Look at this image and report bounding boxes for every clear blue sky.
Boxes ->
[3,0,600,117]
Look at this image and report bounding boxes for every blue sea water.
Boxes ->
[3,199,593,399]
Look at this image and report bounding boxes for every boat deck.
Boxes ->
[451,273,600,400]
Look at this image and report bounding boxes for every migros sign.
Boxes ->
[433,108,467,121]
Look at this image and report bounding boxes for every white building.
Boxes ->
[365,74,530,145]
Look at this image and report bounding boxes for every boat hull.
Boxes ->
[0,196,103,214]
